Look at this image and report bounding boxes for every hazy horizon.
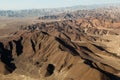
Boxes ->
[0,0,120,10]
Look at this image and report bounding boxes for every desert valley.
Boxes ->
[0,4,120,80]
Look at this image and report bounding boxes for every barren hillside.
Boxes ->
[0,6,120,80]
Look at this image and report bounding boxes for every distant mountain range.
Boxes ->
[0,4,120,17]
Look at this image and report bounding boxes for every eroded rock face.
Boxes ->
[0,20,120,80]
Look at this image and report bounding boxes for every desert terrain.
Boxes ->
[0,5,120,80]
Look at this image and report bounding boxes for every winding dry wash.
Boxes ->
[1,3,120,80]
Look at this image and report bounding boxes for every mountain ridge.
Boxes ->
[0,4,120,17]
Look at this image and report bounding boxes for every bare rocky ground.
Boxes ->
[1,9,120,80]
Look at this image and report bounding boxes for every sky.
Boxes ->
[0,0,120,10]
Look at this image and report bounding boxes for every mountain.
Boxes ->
[39,6,120,22]
[1,4,120,80]
[0,4,120,17]
[0,18,120,80]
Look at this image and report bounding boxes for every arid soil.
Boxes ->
[0,17,120,80]
[1,7,120,80]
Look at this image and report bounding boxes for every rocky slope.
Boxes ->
[0,17,120,80]
[39,6,120,29]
